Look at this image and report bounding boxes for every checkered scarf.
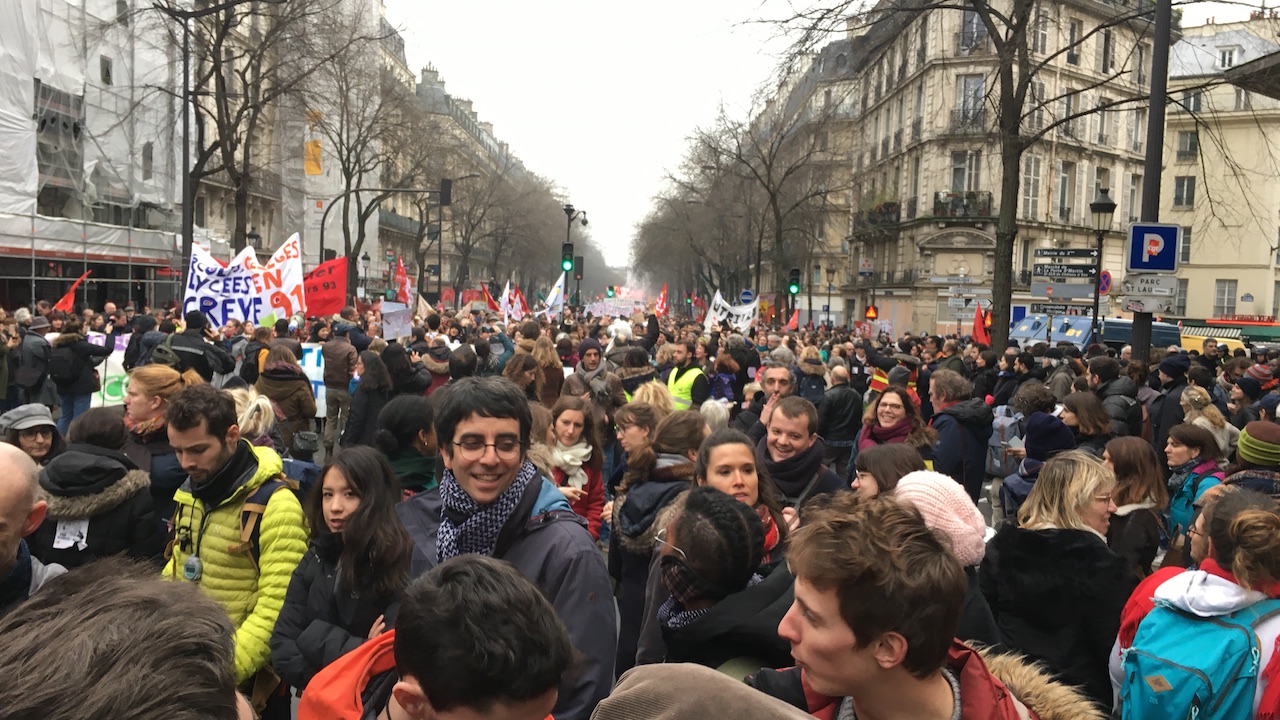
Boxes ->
[436,460,539,562]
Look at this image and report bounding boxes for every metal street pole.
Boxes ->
[180,19,191,289]
[1092,228,1105,341]
[1132,0,1173,364]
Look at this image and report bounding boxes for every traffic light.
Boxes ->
[983,310,993,329]
[685,292,692,305]
[788,267,801,295]
[574,256,584,281]
[561,243,574,273]
[439,178,453,206]
[606,285,615,298]
[865,304,878,321]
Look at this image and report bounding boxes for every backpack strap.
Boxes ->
[791,470,826,510]
[237,478,298,571]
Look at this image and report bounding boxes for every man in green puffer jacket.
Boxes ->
[162,384,308,719]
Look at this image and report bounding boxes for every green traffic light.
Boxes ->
[788,283,800,295]
[562,260,573,271]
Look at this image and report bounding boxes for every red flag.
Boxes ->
[513,287,530,319]
[972,304,990,346]
[787,309,799,331]
[394,257,411,304]
[481,283,501,311]
[655,283,668,316]
[303,257,348,317]
[53,270,92,313]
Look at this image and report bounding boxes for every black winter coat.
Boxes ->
[29,444,161,568]
[169,329,235,381]
[971,365,998,401]
[1152,377,1188,466]
[980,527,1135,712]
[341,386,389,448]
[609,460,694,676]
[1107,502,1163,580]
[123,423,186,528]
[661,564,795,671]
[269,533,399,691]
[49,334,112,396]
[816,382,863,444]
[1096,377,1143,437]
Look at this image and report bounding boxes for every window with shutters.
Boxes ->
[1127,174,1142,222]
[951,151,981,192]
[1022,154,1042,220]
[1131,108,1146,152]
[1176,131,1198,161]
[1055,161,1077,223]
[1099,29,1114,73]
[1180,226,1191,263]
[1173,177,1196,208]
[1028,80,1046,131]
[1033,12,1048,54]
[1067,19,1082,64]
[1175,279,1189,316]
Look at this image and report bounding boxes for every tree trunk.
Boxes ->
[233,181,250,253]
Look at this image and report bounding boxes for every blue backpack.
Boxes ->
[1121,597,1280,719]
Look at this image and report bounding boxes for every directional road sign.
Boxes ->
[1127,223,1180,273]
[1031,302,1101,316]
[1032,282,1095,299]
[740,290,755,304]
[1034,264,1099,279]
[930,276,975,284]
[1034,248,1101,259]
[1121,274,1179,297]
[947,297,968,308]
[951,287,992,295]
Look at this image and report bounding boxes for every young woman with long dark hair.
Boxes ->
[270,446,413,692]
[340,351,392,448]
[546,396,606,539]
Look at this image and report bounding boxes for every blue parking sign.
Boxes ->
[1127,223,1180,273]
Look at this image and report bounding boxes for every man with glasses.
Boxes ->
[397,376,616,720]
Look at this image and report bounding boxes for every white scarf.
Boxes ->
[550,440,593,489]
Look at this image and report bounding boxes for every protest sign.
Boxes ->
[381,301,413,341]
[304,257,348,317]
[703,291,758,333]
[183,233,306,326]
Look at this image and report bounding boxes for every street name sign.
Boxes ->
[1120,274,1178,297]
[1034,264,1099,279]
[1034,248,1101,259]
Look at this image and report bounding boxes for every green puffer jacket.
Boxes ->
[163,443,309,684]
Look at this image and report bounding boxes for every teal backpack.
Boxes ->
[1121,596,1280,719]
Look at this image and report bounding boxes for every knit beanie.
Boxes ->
[1246,363,1277,391]
[577,337,603,359]
[183,310,208,331]
[1236,376,1264,401]
[1159,353,1191,379]
[1238,421,1280,467]
[887,365,911,386]
[894,471,987,567]
[594,664,813,720]
[1025,412,1077,462]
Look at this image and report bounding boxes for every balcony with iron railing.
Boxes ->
[853,269,919,287]
[1057,205,1074,223]
[949,109,986,134]
[933,190,994,219]
[853,201,902,232]
[379,208,422,237]
[1176,149,1198,162]
[1014,269,1033,287]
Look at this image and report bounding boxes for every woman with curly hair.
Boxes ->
[846,384,937,476]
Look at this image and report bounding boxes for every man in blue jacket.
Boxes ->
[928,369,994,502]
[396,376,616,720]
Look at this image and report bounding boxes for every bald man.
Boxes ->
[0,444,64,616]
[817,364,864,472]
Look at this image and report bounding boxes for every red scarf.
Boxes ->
[858,419,912,452]
[757,505,781,565]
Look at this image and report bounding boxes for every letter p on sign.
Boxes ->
[1144,234,1165,261]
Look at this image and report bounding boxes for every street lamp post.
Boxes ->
[1089,187,1117,343]
[826,266,836,329]
[359,252,370,298]
[564,204,587,307]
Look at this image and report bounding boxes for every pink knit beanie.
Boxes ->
[893,471,988,567]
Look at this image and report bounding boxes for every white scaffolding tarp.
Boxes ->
[0,0,39,214]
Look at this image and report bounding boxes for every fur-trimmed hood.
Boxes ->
[50,332,85,348]
[616,365,658,382]
[423,346,450,374]
[797,359,826,377]
[41,469,150,519]
[976,646,1104,720]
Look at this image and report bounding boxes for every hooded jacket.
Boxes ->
[49,333,112,395]
[930,398,995,501]
[660,563,795,672]
[981,527,1135,711]
[168,328,235,381]
[163,442,309,684]
[609,458,695,676]
[747,641,1105,720]
[270,532,401,691]
[29,444,161,568]
[422,345,451,396]
[1094,376,1142,438]
[396,474,616,720]
[255,363,318,450]
[617,365,660,400]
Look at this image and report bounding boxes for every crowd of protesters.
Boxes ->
[0,295,1279,720]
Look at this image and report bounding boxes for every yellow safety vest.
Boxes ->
[667,366,705,409]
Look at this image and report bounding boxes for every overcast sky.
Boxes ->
[381,0,1249,269]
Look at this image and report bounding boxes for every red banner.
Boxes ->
[303,257,348,317]
[394,257,411,304]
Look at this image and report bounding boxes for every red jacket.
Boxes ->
[750,641,1039,720]
[552,464,605,540]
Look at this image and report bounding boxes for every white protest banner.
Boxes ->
[586,300,637,318]
[300,342,327,418]
[704,291,758,333]
[183,233,306,327]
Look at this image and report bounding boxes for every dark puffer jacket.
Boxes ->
[980,526,1135,712]
[269,532,400,691]
[930,398,995,501]
[29,443,161,568]
[660,562,795,672]
[1095,376,1142,437]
